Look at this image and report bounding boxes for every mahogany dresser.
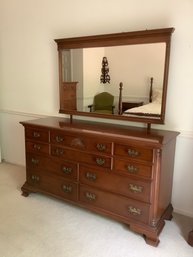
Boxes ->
[20,116,179,246]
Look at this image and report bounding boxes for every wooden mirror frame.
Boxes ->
[55,27,174,125]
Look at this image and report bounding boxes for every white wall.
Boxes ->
[0,0,193,217]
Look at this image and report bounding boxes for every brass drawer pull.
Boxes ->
[31,158,39,165]
[127,149,139,157]
[129,183,143,193]
[55,135,64,143]
[85,192,96,201]
[54,148,64,156]
[62,166,72,174]
[128,206,142,216]
[31,175,40,181]
[96,158,105,166]
[33,144,41,150]
[127,164,138,173]
[33,132,40,138]
[96,143,106,151]
[86,172,97,181]
[62,185,72,193]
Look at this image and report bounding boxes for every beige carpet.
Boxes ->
[0,162,193,257]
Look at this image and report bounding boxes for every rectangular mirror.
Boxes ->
[55,28,174,125]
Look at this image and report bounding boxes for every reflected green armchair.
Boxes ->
[88,92,115,114]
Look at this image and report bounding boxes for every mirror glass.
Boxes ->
[61,43,165,117]
[55,28,174,124]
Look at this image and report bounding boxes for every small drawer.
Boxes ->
[27,171,78,201]
[114,158,152,179]
[80,165,151,203]
[79,185,150,224]
[26,141,49,155]
[114,144,153,162]
[25,128,49,142]
[51,146,112,169]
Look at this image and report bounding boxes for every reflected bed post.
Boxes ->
[118,82,123,115]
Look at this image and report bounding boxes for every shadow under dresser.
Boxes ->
[188,230,193,246]
[20,116,179,246]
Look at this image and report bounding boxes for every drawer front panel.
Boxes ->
[79,185,150,224]
[27,171,78,201]
[51,146,112,169]
[25,128,49,142]
[114,158,152,179]
[26,154,49,170]
[26,141,49,155]
[50,130,112,154]
[80,165,151,202]
[114,144,153,162]
[53,160,78,180]
[51,131,86,149]
[26,154,78,180]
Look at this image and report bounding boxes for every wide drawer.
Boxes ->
[79,165,151,203]
[27,170,78,201]
[26,141,49,155]
[25,127,49,142]
[114,158,152,179]
[114,143,153,162]
[51,146,112,169]
[50,130,112,154]
[79,185,150,224]
[26,154,78,180]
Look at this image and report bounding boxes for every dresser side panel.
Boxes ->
[158,138,177,217]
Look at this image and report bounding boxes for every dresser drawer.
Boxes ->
[51,146,112,169]
[79,185,150,224]
[114,158,152,179]
[27,170,78,201]
[25,128,49,142]
[50,130,112,154]
[26,154,78,180]
[114,144,153,162]
[26,141,49,155]
[80,165,151,202]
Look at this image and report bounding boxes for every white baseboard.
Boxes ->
[174,208,193,218]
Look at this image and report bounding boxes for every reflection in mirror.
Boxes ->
[55,28,174,124]
[61,43,166,116]
[100,57,111,84]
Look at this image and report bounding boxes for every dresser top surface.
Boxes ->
[20,116,179,145]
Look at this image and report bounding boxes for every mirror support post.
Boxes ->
[147,123,151,130]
